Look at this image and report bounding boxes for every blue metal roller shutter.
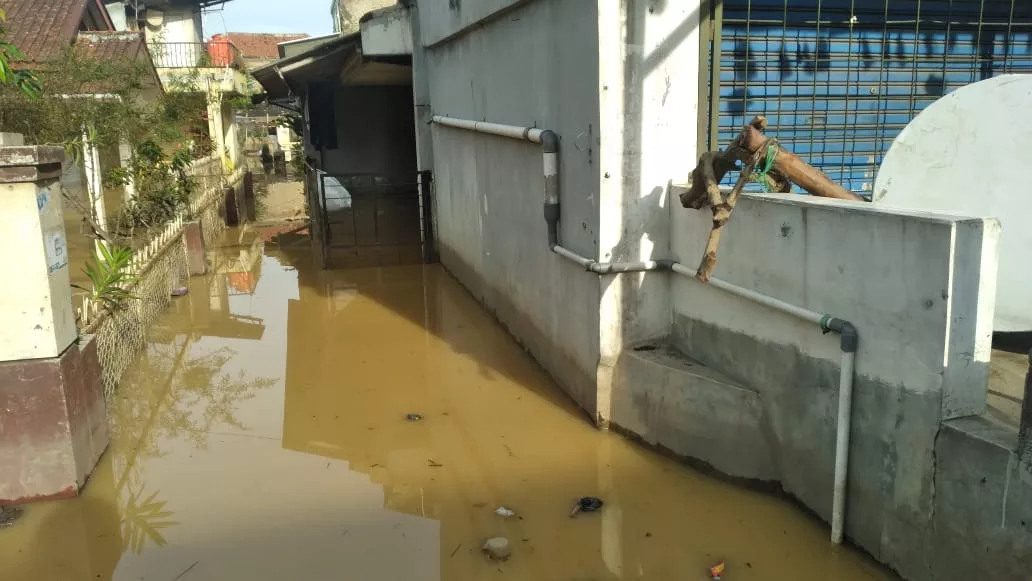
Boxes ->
[710,0,1032,196]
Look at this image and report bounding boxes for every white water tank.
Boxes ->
[873,74,1032,333]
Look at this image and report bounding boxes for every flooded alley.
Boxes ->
[0,229,894,581]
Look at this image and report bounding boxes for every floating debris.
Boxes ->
[171,286,189,297]
[427,459,443,468]
[481,537,511,561]
[569,496,604,517]
[406,413,423,421]
[709,560,726,580]
[495,506,517,518]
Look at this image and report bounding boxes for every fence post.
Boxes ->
[224,185,240,226]
[0,142,108,504]
[242,171,256,222]
[183,220,207,275]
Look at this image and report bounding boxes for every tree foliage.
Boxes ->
[0,8,40,98]
[107,140,196,228]
[0,42,211,240]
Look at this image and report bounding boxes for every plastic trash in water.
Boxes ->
[709,560,726,580]
[405,413,423,421]
[481,537,511,561]
[569,496,604,517]
[171,286,189,297]
[495,506,516,517]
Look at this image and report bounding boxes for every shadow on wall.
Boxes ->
[601,0,701,360]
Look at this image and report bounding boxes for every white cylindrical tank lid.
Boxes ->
[874,74,1032,333]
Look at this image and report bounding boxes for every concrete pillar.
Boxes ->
[242,171,256,222]
[0,144,109,504]
[82,125,107,253]
[224,186,240,226]
[118,136,135,203]
[594,0,700,423]
[183,220,207,275]
[206,85,227,168]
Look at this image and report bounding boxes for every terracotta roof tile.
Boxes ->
[0,0,96,63]
[218,33,309,59]
[73,31,162,93]
[75,31,144,61]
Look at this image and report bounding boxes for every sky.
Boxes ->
[202,0,334,38]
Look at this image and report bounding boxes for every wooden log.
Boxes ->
[696,159,756,282]
[740,122,862,201]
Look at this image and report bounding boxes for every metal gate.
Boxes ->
[317,172,434,267]
[701,0,1032,196]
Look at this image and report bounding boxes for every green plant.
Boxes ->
[107,140,196,228]
[0,8,40,98]
[73,244,139,312]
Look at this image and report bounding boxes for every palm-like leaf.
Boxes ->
[73,245,140,312]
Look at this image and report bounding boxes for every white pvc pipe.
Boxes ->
[831,350,856,544]
[432,115,544,143]
[433,114,857,544]
[670,263,826,325]
[552,245,593,267]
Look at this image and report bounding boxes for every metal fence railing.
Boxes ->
[148,41,242,69]
[699,0,1032,195]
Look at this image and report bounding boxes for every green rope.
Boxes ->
[750,141,779,192]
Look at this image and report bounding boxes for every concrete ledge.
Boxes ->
[610,341,778,481]
[932,416,1032,581]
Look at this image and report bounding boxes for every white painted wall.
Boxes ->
[595,0,702,421]
[145,5,202,44]
[671,194,999,418]
[423,0,603,414]
[0,179,76,361]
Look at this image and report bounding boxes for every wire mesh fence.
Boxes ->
[81,157,233,400]
[702,0,1032,195]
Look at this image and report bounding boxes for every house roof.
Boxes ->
[0,0,114,64]
[73,31,164,94]
[219,33,310,60]
[75,31,146,62]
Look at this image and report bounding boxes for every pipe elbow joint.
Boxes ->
[540,130,559,154]
[822,316,859,353]
[655,259,676,271]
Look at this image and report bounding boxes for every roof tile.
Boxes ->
[0,0,92,63]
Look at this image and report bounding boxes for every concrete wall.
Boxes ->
[314,85,418,180]
[146,6,202,44]
[637,194,1000,580]
[422,0,603,415]
[335,0,398,34]
[594,0,702,422]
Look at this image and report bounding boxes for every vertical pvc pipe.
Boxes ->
[831,350,856,544]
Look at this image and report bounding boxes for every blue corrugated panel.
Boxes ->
[714,0,1032,195]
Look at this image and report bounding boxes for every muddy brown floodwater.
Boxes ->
[0,228,895,581]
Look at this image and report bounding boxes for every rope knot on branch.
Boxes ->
[680,115,862,282]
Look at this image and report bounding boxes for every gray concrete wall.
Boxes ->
[644,194,1001,581]
[933,416,1032,581]
[320,85,418,181]
[422,0,602,415]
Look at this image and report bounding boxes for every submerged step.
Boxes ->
[610,341,778,482]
